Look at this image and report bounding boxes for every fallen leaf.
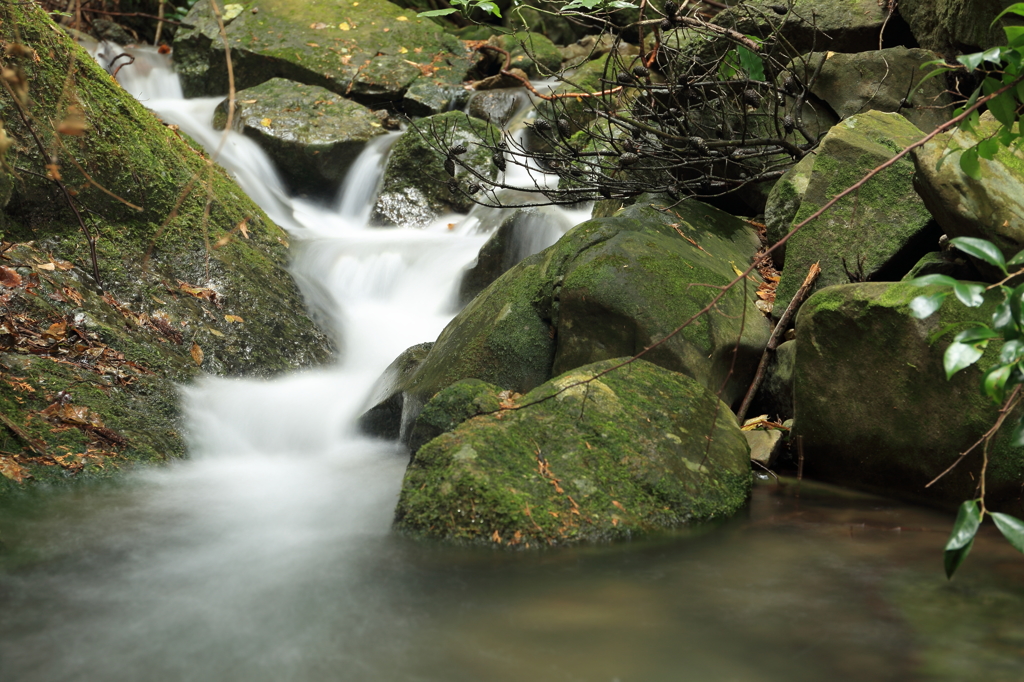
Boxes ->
[307,42,320,47]
[207,328,225,337]
[224,314,244,324]
[241,99,258,104]
[45,164,61,181]
[396,15,408,21]
[54,259,73,271]
[42,320,66,340]
[309,21,330,29]
[0,265,21,287]
[260,117,272,127]
[191,342,204,366]
[222,3,244,20]
[238,218,249,239]
[398,46,408,54]
[35,262,55,271]
[338,22,351,30]
[0,455,28,483]
[612,500,625,511]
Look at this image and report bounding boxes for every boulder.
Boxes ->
[772,111,938,315]
[475,32,562,80]
[406,377,502,454]
[0,3,331,492]
[752,339,796,422]
[377,196,768,435]
[898,0,1024,55]
[793,282,1024,516]
[792,48,954,133]
[370,111,502,227]
[172,0,472,101]
[912,112,1024,268]
[358,342,433,440]
[402,79,469,117]
[213,78,384,196]
[467,88,523,126]
[394,358,752,547]
[764,152,816,268]
[457,207,573,306]
[559,34,620,69]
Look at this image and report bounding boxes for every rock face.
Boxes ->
[371,111,502,227]
[172,0,471,101]
[213,79,384,196]
[0,3,331,492]
[793,48,954,133]
[394,359,752,547]
[358,342,433,440]
[770,111,938,315]
[913,112,1024,265]
[898,0,1023,55]
[794,282,1024,516]
[364,196,770,438]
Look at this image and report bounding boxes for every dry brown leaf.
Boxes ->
[35,262,55,271]
[191,342,204,366]
[0,265,21,287]
[238,219,249,239]
[0,455,28,483]
[224,314,244,324]
[179,282,217,301]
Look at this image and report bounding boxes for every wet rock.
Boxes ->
[475,32,562,80]
[912,112,1024,275]
[398,195,769,429]
[402,79,469,117]
[172,0,472,102]
[370,111,501,227]
[213,78,384,196]
[745,429,784,468]
[772,111,938,316]
[406,378,501,454]
[791,48,954,133]
[467,89,522,126]
[91,18,135,45]
[753,339,796,422]
[457,207,573,307]
[358,342,433,441]
[793,282,1024,516]
[395,358,752,547]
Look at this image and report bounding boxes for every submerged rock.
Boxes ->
[771,111,938,315]
[213,78,384,196]
[394,358,752,547]
[793,282,1024,515]
[172,0,471,101]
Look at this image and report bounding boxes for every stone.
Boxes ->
[912,112,1024,272]
[745,428,784,468]
[467,88,522,126]
[764,152,816,269]
[773,111,938,316]
[793,282,1024,516]
[172,0,472,101]
[370,111,502,227]
[559,34,620,69]
[752,339,796,422]
[394,358,752,546]
[898,0,1024,55]
[475,32,562,80]
[213,78,384,196]
[358,342,433,440]
[791,48,954,133]
[457,206,574,306]
[402,79,469,117]
[406,378,502,454]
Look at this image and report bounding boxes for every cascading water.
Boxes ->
[2,41,1023,682]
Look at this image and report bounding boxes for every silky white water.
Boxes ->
[2,42,1023,682]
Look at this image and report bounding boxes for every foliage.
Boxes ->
[417,0,503,19]
[909,236,1024,577]
[920,3,1024,179]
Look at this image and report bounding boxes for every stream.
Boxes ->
[0,45,1023,682]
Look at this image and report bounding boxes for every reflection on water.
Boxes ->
[1,478,1022,682]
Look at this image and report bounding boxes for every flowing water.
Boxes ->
[0,45,1023,682]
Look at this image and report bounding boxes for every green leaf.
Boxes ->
[909,292,948,318]
[994,2,1024,24]
[945,539,975,579]
[1004,25,1024,45]
[989,92,1018,128]
[951,236,1008,273]
[1010,415,1024,446]
[993,297,1018,337]
[1009,247,1024,266]
[958,51,986,71]
[908,274,959,287]
[978,136,1001,159]
[960,146,982,179]
[953,281,987,307]
[417,7,459,15]
[1000,338,1024,363]
[983,363,1013,402]
[474,1,501,16]
[737,45,765,81]
[944,500,981,579]
[954,325,999,343]
[944,341,984,378]
[992,513,1024,553]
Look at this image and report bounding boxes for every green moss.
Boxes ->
[395,358,751,547]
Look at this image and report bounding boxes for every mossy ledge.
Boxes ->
[0,2,332,494]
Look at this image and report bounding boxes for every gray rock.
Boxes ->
[403,80,469,117]
[358,342,433,440]
[745,428,784,468]
[794,282,1024,516]
[467,89,523,126]
[898,0,1024,55]
[213,79,384,196]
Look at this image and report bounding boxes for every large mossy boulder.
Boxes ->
[793,282,1024,516]
[771,111,937,315]
[792,48,954,133]
[364,195,769,437]
[172,0,471,101]
[213,78,384,196]
[0,3,331,493]
[913,112,1024,269]
[394,358,752,547]
[371,111,501,227]
[475,32,562,79]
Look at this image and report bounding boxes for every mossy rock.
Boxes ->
[477,32,562,79]
[358,341,433,440]
[394,358,752,547]
[533,54,623,142]
[406,377,502,453]
[898,0,1024,55]
[0,3,331,492]
[793,282,1024,515]
[402,79,470,117]
[172,0,473,101]
[764,151,816,269]
[213,78,385,196]
[370,111,501,226]
[913,112,1024,277]
[774,111,938,316]
[385,195,768,435]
